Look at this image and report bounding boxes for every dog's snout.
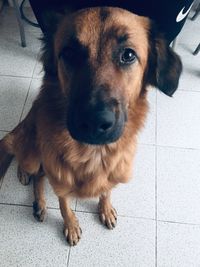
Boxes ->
[68,102,126,145]
[79,109,115,134]
[67,83,126,145]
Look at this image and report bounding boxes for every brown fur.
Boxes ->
[0,7,182,246]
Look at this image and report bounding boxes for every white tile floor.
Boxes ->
[0,6,200,267]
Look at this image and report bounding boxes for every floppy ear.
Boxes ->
[147,26,182,96]
[40,10,65,77]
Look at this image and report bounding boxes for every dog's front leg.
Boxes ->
[59,196,82,246]
[98,191,117,229]
[33,171,47,222]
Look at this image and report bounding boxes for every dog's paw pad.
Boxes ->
[99,206,117,229]
[64,224,82,246]
[17,167,31,185]
[33,201,47,222]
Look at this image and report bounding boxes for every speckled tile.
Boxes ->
[157,221,200,267]
[157,90,200,149]
[68,212,155,267]
[178,66,200,92]
[175,43,200,93]
[33,58,44,79]
[0,205,69,267]
[21,78,42,120]
[0,131,7,139]
[157,146,200,224]
[0,76,31,131]
[138,89,156,145]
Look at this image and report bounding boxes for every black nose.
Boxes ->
[67,104,125,145]
[78,109,115,135]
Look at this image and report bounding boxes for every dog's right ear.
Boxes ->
[146,22,182,96]
[40,10,65,77]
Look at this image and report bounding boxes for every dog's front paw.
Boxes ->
[64,223,82,246]
[17,166,31,185]
[99,205,117,230]
[33,201,47,222]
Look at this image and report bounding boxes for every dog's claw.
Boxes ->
[64,224,82,246]
[33,201,47,222]
[17,166,31,185]
[99,206,117,230]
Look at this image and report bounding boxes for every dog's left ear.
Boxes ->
[147,28,182,97]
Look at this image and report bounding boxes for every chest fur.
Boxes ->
[43,141,135,198]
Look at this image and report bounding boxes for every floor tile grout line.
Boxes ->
[168,88,200,93]
[155,90,158,267]
[155,147,158,267]
[0,74,42,81]
[1,202,200,226]
[0,202,156,220]
[0,130,9,133]
[0,202,75,212]
[0,43,42,82]
[178,89,200,93]
[0,74,33,79]
[18,52,39,122]
[0,202,32,208]
[75,210,156,221]
[67,247,72,267]
[19,47,41,122]
[138,142,200,152]
[19,78,33,122]
[157,219,200,227]
[75,199,78,211]
[156,144,200,151]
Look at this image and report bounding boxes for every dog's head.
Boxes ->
[42,7,182,145]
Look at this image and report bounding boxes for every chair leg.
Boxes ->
[191,2,200,21]
[193,43,200,55]
[12,0,26,47]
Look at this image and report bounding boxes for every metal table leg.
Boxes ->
[193,43,200,55]
[12,0,26,47]
[191,2,200,20]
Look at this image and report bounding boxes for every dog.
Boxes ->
[0,7,182,246]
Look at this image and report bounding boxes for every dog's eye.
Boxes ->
[120,48,136,65]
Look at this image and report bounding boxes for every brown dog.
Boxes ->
[0,7,182,246]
